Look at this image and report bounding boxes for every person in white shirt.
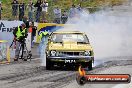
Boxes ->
[27,0,34,22]
[68,4,77,18]
[53,7,61,24]
[41,0,48,22]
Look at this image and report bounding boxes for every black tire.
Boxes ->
[23,59,27,61]
[14,59,18,61]
[88,60,93,70]
[46,58,52,70]
[82,60,92,71]
[79,76,87,85]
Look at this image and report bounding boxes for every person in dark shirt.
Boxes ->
[22,16,30,28]
[34,0,42,22]
[31,22,37,38]
[61,10,68,24]
[11,0,18,20]
[0,2,3,20]
[19,0,25,21]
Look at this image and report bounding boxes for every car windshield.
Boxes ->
[51,33,89,44]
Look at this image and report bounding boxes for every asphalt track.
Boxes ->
[0,56,132,88]
[0,1,132,88]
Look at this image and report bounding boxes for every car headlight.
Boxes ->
[50,50,56,56]
[79,52,84,56]
[84,51,90,56]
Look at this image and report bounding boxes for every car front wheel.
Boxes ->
[46,57,54,70]
[46,59,51,70]
[82,60,93,71]
[88,60,93,70]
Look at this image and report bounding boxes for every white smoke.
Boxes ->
[40,6,132,66]
[39,37,48,66]
[58,7,132,59]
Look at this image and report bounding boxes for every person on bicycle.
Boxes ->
[13,23,28,61]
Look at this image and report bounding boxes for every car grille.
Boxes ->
[57,51,83,56]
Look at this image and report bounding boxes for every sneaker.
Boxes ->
[14,58,18,61]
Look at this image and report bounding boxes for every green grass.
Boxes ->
[1,0,126,21]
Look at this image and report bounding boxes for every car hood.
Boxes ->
[48,42,93,51]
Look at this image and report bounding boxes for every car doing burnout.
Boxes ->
[46,31,94,70]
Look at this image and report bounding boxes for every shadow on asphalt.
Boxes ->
[46,66,79,71]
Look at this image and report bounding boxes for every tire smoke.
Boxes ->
[39,6,132,66]
[59,8,132,59]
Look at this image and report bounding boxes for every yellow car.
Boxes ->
[46,31,94,70]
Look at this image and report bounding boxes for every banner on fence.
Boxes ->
[36,23,65,43]
[0,21,23,45]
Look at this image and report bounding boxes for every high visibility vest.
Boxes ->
[16,26,26,39]
[39,31,49,40]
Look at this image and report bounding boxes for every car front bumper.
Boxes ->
[47,56,94,63]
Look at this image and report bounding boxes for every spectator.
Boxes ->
[76,4,83,18]
[27,0,34,22]
[61,11,68,24]
[68,4,77,18]
[19,0,25,21]
[23,16,29,28]
[77,4,82,12]
[29,22,37,48]
[11,0,18,20]
[41,0,48,22]
[0,2,3,20]
[34,0,42,22]
[53,7,61,24]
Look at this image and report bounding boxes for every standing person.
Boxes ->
[53,7,61,24]
[13,23,28,61]
[27,0,34,22]
[0,2,3,20]
[61,11,68,24]
[41,0,48,22]
[77,4,82,12]
[23,16,29,29]
[11,0,18,20]
[68,4,77,18]
[34,0,42,22]
[19,0,25,21]
[29,22,37,48]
